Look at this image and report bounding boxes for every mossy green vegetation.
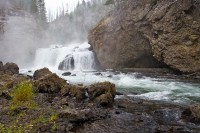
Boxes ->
[49,113,58,122]
[10,81,37,110]
[0,122,32,133]
[0,112,59,133]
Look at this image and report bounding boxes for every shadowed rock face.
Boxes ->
[89,0,200,73]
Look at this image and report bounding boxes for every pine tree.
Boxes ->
[36,0,47,26]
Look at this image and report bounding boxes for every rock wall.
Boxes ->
[88,0,200,73]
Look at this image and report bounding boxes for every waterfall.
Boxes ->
[34,42,96,71]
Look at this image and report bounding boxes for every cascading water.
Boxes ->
[24,42,200,105]
[34,42,96,71]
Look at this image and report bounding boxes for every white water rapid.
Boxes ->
[33,42,96,71]
[20,42,200,105]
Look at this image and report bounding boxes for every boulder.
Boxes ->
[33,67,52,80]
[34,73,68,93]
[58,108,91,120]
[62,72,71,76]
[95,93,114,107]
[58,55,75,70]
[189,104,200,120]
[61,84,87,102]
[89,0,200,73]
[3,62,19,74]
[88,81,116,101]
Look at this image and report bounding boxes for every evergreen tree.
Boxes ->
[36,0,47,26]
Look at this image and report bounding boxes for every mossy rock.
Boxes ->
[3,62,19,75]
[95,93,114,107]
[34,73,67,93]
[33,67,52,80]
[61,85,87,102]
[88,81,116,100]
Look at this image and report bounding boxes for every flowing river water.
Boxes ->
[20,42,200,105]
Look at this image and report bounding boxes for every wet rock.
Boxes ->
[3,62,19,75]
[62,72,71,76]
[89,0,200,73]
[152,109,182,124]
[88,82,116,101]
[116,91,123,95]
[94,72,102,76]
[58,55,75,70]
[107,75,112,78]
[34,73,68,93]
[33,67,52,80]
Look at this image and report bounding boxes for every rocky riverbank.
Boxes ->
[0,62,200,133]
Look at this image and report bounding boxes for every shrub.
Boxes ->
[11,81,35,109]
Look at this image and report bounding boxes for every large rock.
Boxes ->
[34,72,68,93]
[3,62,19,74]
[89,0,200,73]
[33,67,52,80]
[61,84,87,102]
[182,104,200,123]
[88,81,116,106]
[95,93,114,107]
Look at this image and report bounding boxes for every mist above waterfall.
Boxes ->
[0,0,113,68]
[0,0,49,67]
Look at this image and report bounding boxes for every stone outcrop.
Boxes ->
[89,0,200,73]
[88,81,116,106]
[33,67,52,80]
[34,73,68,94]
[33,68,68,94]
[3,62,19,74]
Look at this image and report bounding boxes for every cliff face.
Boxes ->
[88,0,200,73]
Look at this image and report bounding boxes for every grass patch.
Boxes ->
[0,122,32,133]
[49,113,58,122]
[10,81,37,110]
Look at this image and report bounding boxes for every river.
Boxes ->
[20,42,200,105]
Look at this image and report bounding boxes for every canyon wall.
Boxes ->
[89,0,200,73]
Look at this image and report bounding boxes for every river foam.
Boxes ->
[20,43,200,105]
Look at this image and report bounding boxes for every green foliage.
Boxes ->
[49,0,111,43]
[32,115,48,124]
[8,0,48,26]
[10,81,36,110]
[0,122,32,133]
[12,81,33,102]
[49,113,58,122]
[52,123,57,131]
